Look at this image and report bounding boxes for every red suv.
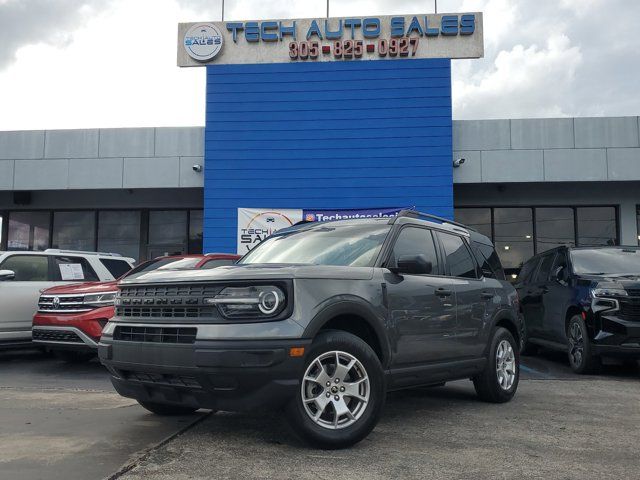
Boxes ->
[32,254,240,362]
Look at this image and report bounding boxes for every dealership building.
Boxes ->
[1,13,639,276]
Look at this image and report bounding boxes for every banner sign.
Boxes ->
[237,207,407,254]
[237,208,303,254]
[178,13,483,66]
[302,207,405,222]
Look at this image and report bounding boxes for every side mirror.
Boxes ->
[0,269,15,281]
[393,254,433,275]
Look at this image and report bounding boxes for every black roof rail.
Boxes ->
[390,209,476,232]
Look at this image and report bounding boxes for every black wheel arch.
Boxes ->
[488,309,522,354]
[303,299,391,369]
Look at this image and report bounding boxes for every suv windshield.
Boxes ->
[240,224,391,267]
[570,248,640,275]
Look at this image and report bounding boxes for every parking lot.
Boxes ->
[1,348,638,480]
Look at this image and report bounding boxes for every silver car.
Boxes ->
[0,249,135,347]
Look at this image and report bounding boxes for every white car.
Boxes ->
[0,249,135,348]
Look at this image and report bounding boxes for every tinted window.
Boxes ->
[52,211,96,251]
[552,251,568,276]
[577,207,617,246]
[454,208,492,239]
[98,211,141,261]
[516,258,539,284]
[8,212,50,251]
[535,254,556,283]
[51,256,99,282]
[149,211,187,246]
[389,227,439,273]
[0,255,49,281]
[200,258,236,269]
[439,233,477,279]
[240,224,390,267]
[493,208,534,276]
[100,259,133,279]
[472,241,505,280]
[570,248,640,275]
[189,210,203,254]
[536,207,575,252]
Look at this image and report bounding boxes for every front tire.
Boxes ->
[567,315,600,374]
[285,330,385,449]
[473,327,519,403]
[137,400,198,416]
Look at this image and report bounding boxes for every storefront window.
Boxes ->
[576,207,617,246]
[7,212,50,251]
[98,211,141,260]
[636,206,640,245]
[454,208,492,239]
[52,211,96,251]
[189,210,204,254]
[0,214,3,248]
[148,210,187,253]
[493,208,534,276]
[535,207,575,252]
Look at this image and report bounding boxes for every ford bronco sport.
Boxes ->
[99,210,522,448]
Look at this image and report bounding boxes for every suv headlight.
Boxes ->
[591,286,628,298]
[205,285,286,319]
[84,292,118,307]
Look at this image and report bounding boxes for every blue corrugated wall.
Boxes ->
[203,58,453,253]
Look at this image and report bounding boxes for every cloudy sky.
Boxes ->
[0,0,638,130]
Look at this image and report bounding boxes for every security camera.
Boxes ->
[192,164,203,173]
[453,158,466,168]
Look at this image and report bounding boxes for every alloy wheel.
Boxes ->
[301,350,370,430]
[495,339,516,390]
[568,322,584,367]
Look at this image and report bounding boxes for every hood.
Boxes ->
[42,280,119,295]
[118,264,375,285]
[577,274,640,290]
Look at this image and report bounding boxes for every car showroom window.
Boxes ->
[390,226,439,272]
[52,256,99,282]
[0,255,49,281]
[535,254,556,283]
[100,258,133,279]
[438,232,478,279]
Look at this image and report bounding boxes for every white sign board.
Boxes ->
[59,263,85,281]
[237,208,303,254]
[178,13,483,66]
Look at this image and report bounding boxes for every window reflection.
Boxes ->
[535,207,575,252]
[52,211,96,251]
[454,208,492,239]
[576,207,617,246]
[98,211,141,260]
[493,208,534,275]
[8,212,50,251]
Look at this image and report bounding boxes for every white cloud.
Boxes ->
[0,0,638,130]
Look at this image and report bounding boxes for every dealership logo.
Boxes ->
[305,213,316,221]
[184,23,223,62]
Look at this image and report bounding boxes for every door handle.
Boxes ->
[435,288,452,297]
[481,291,494,299]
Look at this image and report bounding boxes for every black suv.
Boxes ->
[516,246,640,373]
[99,210,522,448]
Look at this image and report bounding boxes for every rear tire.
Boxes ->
[137,401,198,416]
[473,327,520,403]
[285,330,385,449]
[567,315,600,374]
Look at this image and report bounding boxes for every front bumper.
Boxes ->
[32,306,113,350]
[589,298,640,357]
[99,335,311,412]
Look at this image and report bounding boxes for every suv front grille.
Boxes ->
[619,298,640,320]
[33,329,83,343]
[116,283,225,322]
[120,370,201,388]
[113,325,197,344]
[38,295,92,313]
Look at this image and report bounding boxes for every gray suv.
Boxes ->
[99,211,522,448]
